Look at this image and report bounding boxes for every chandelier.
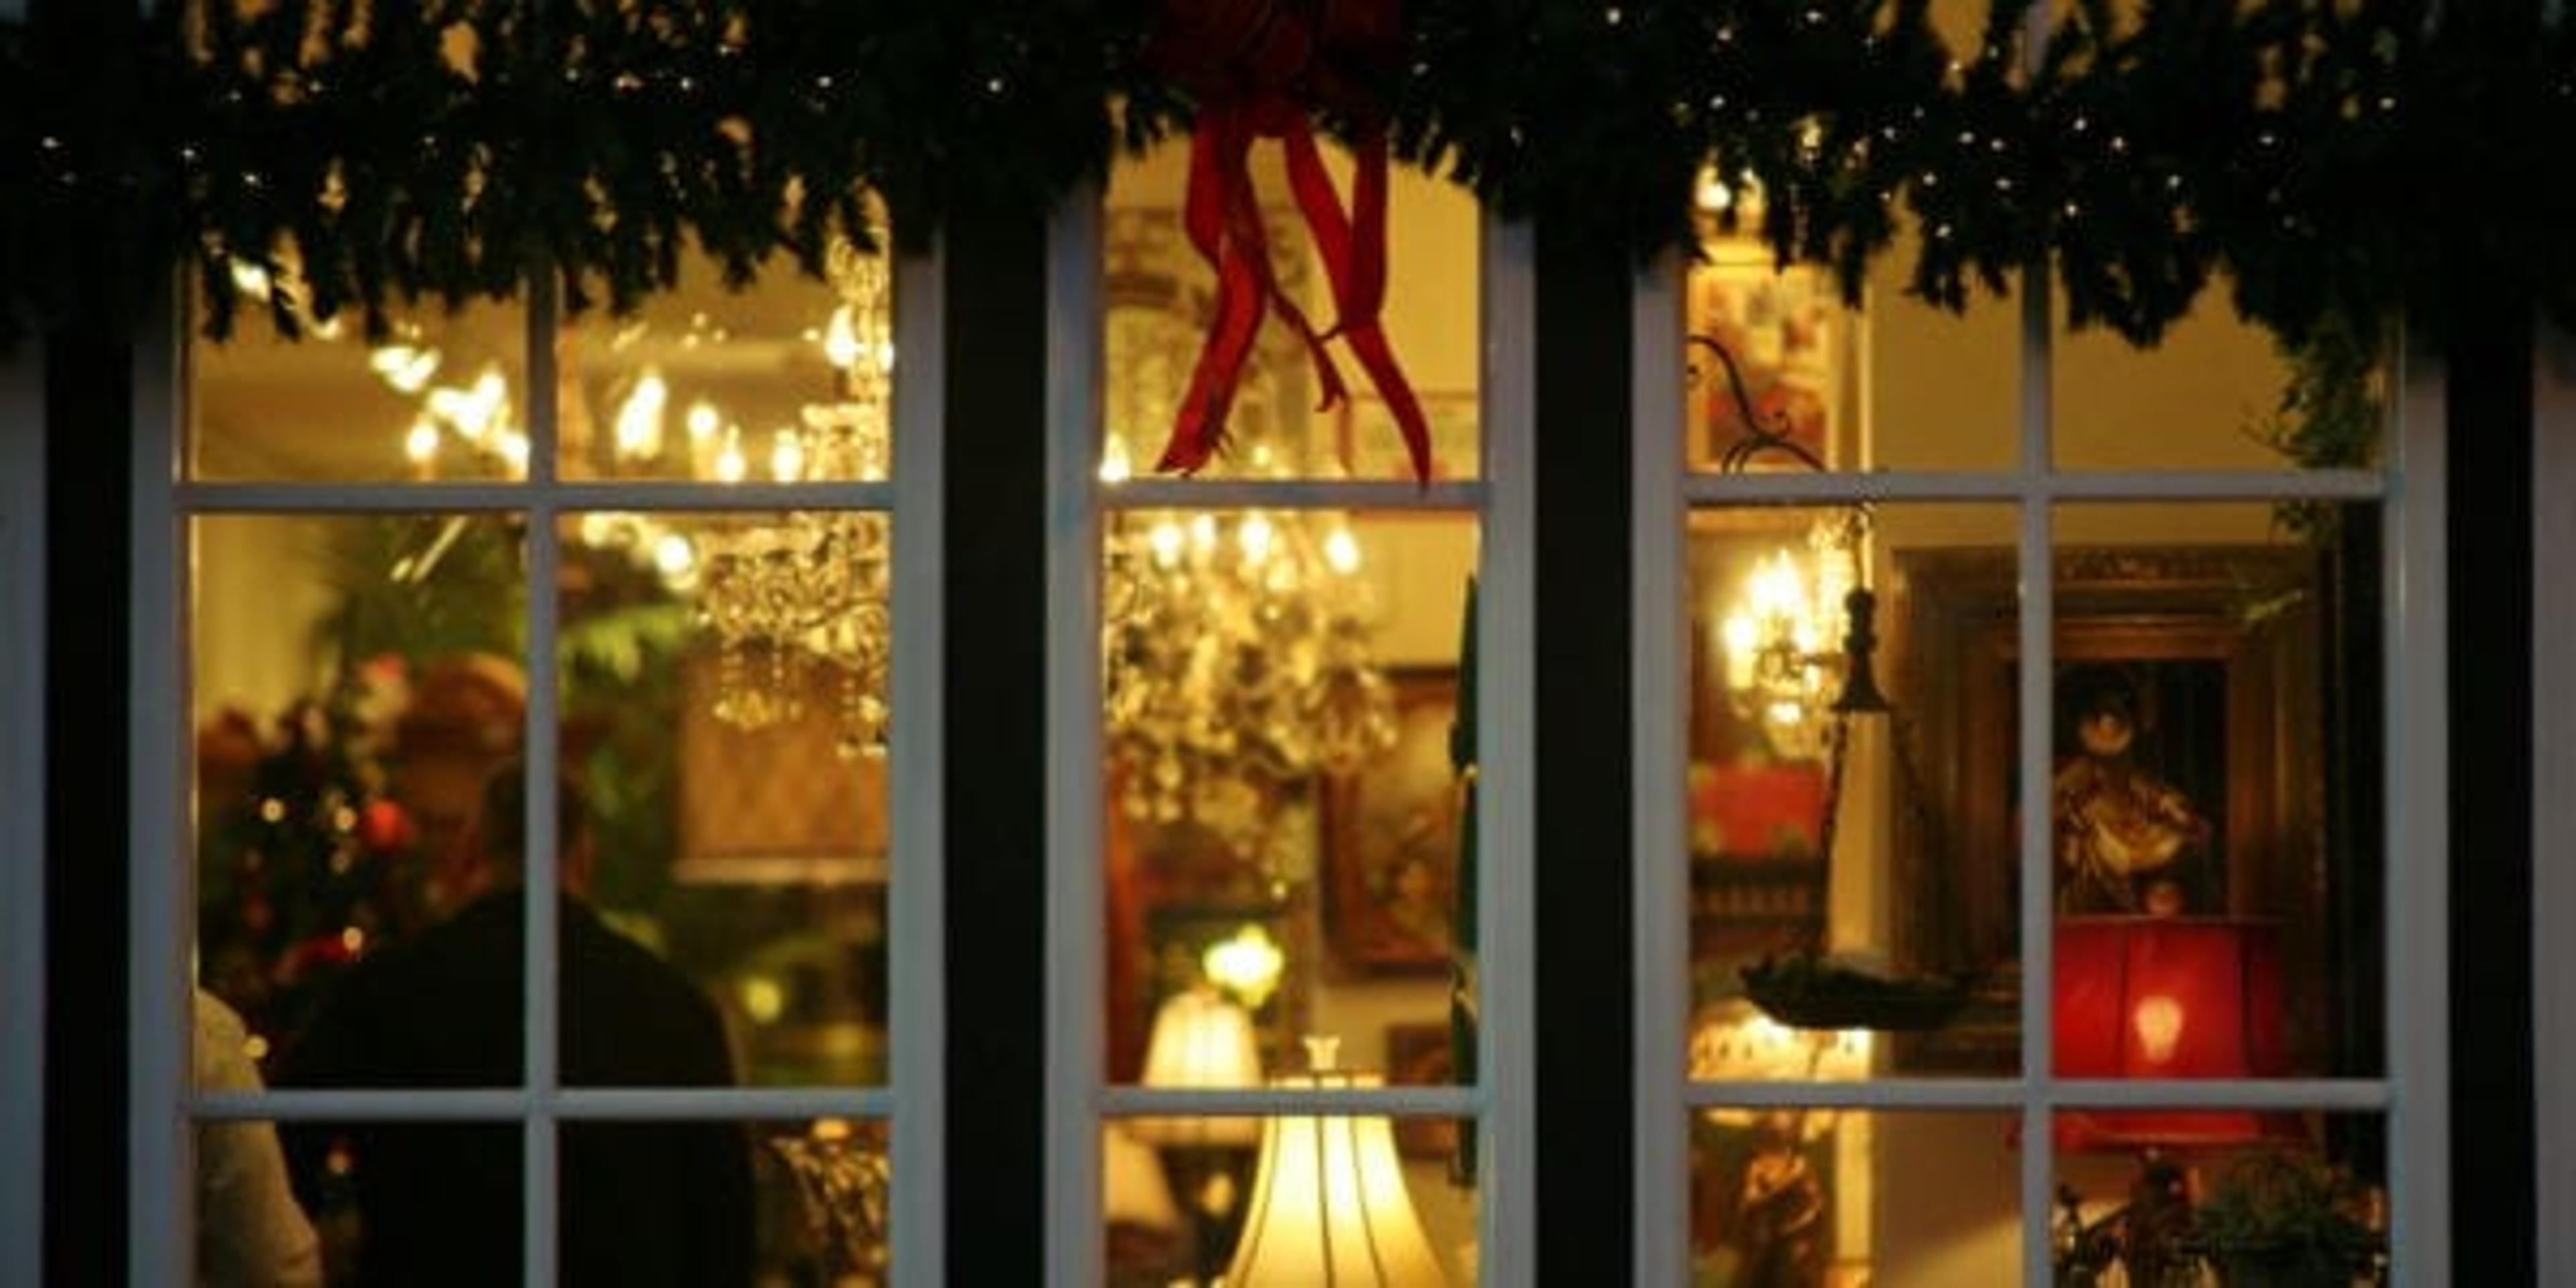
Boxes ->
[376,232,898,759]
[1715,508,1866,761]
[1097,435,1397,863]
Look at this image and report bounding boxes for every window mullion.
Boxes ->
[2387,333,2451,1281]
[519,268,565,1288]
[2014,254,2057,1288]
[1629,248,1690,1288]
[888,244,949,1287]
[132,284,191,1288]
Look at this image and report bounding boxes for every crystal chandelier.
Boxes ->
[1097,437,1397,862]
[376,233,898,759]
[1715,509,1864,761]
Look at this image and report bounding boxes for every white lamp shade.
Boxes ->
[1132,989,1264,1146]
[1224,1068,1449,1287]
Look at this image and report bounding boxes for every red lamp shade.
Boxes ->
[2052,916,2292,1150]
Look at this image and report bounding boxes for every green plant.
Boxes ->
[2190,1147,2385,1287]
[2255,308,2387,541]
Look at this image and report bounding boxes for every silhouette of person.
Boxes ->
[276,761,752,1286]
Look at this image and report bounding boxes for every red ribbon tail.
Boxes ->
[1342,320,1432,484]
[1347,127,1390,321]
[1280,122,1356,331]
[1161,111,1264,474]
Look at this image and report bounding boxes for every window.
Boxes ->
[146,233,942,1284]
[1637,205,2445,1283]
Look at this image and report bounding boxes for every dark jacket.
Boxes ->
[277,888,753,1287]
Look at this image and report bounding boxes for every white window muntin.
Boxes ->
[1631,258,2445,1286]
[1041,199,1538,1288]
[135,256,949,1286]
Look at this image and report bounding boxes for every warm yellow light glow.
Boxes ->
[1133,989,1265,1146]
[1201,924,1287,1010]
[404,417,441,468]
[1238,513,1277,566]
[770,429,806,482]
[740,975,786,1025]
[811,1117,853,1142]
[1148,521,1185,568]
[1226,1038,1448,1287]
[653,533,696,580]
[1695,170,1733,213]
[340,926,365,954]
[823,303,863,369]
[685,399,722,443]
[495,430,530,476]
[2133,994,2186,1065]
[228,259,272,299]
[716,428,747,483]
[1189,513,1219,551]
[614,369,669,461]
[369,343,442,395]
[1098,433,1133,484]
[1322,527,1362,575]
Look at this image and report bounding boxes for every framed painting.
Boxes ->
[1320,667,1465,977]
[1683,241,1847,472]
[1384,1022,1462,1159]
[1888,545,2333,1073]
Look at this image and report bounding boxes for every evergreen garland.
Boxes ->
[3,1,2571,356]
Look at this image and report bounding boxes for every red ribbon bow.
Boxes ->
[1149,0,1432,483]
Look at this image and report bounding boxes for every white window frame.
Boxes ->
[130,250,952,1286]
[1629,255,2451,1284]
[1038,196,1541,1287]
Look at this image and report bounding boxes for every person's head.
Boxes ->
[462,759,597,898]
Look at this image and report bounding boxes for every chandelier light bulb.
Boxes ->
[653,532,697,580]
[402,417,441,469]
[1189,513,1218,551]
[770,429,806,482]
[1148,520,1185,568]
[824,303,863,370]
[614,369,669,462]
[1099,433,1133,484]
[369,343,441,394]
[716,428,747,483]
[1322,527,1361,575]
[686,399,721,443]
[1238,513,1276,566]
[496,430,530,477]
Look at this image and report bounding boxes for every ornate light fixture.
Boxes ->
[1097,433,1398,865]
[378,233,899,759]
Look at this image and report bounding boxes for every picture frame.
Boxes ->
[1333,389,1481,483]
[1683,241,1847,472]
[1888,545,2331,1073]
[1383,1022,1462,1159]
[1319,666,1465,977]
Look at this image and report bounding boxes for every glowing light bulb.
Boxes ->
[1148,521,1185,568]
[1098,435,1132,484]
[614,369,669,461]
[403,417,441,469]
[715,429,747,484]
[1189,514,1218,551]
[1238,514,1275,565]
[653,533,696,579]
[1322,527,1361,575]
[369,344,442,394]
[1201,924,1287,1010]
[686,400,721,443]
[2133,995,2185,1065]
[823,303,862,369]
[228,260,272,299]
[1695,170,1733,213]
[770,429,805,482]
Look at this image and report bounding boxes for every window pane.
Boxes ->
[1684,225,1859,474]
[1105,1108,1480,1286]
[1688,1109,2021,1287]
[567,1117,883,1285]
[2051,503,2382,1079]
[1101,135,1481,483]
[193,514,529,1088]
[1862,223,2023,473]
[555,235,896,484]
[190,286,533,484]
[1102,511,1478,1086]
[559,511,892,1087]
[2053,287,2384,473]
[254,1119,521,1284]
[1686,504,2023,1079]
[2051,1112,2388,1286]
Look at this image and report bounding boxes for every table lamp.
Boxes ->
[1224,1036,1449,1287]
[2052,915,2292,1150]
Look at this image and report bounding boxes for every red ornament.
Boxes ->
[1147,0,1432,482]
